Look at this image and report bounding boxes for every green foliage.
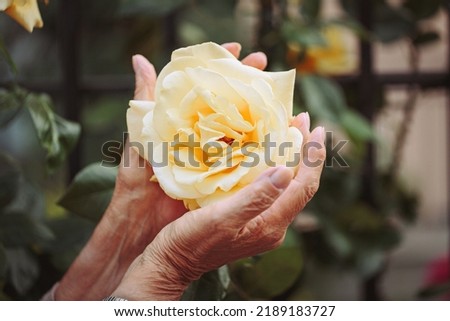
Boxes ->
[26,93,81,172]
[229,229,303,299]
[299,75,374,143]
[404,0,444,20]
[374,4,415,43]
[340,0,444,44]
[0,77,81,298]
[0,88,80,172]
[0,36,16,75]
[4,248,39,296]
[0,88,23,128]
[282,22,326,47]
[0,154,20,208]
[0,211,54,247]
[301,0,322,22]
[58,163,117,223]
[300,75,345,119]
[182,266,230,301]
[340,110,375,142]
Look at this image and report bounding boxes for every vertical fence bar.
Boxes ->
[258,0,277,67]
[446,6,450,284]
[164,10,179,55]
[58,0,82,179]
[358,0,382,300]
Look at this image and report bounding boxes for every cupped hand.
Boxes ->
[111,42,270,253]
[55,43,272,300]
[111,113,326,300]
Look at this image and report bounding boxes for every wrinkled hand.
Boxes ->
[55,43,273,300]
[109,42,272,259]
[111,112,325,300]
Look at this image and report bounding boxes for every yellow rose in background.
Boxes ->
[287,26,356,75]
[127,42,303,210]
[0,0,47,32]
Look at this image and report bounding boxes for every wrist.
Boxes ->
[111,254,191,301]
[55,198,150,300]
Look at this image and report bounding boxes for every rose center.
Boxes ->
[218,136,235,145]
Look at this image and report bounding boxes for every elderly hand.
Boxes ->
[54,43,275,300]
[111,112,325,300]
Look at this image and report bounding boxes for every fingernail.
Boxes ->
[305,112,310,130]
[297,112,307,127]
[269,166,293,190]
[222,42,241,52]
[311,126,325,143]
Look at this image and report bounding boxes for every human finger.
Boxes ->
[221,42,242,59]
[241,52,267,70]
[266,126,326,225]
[132,54,157,100]
[291,112,311,140]
[197,166,293,229]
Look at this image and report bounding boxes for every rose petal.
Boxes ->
[196,186,241,208]
[266,69,296,116]
[153,164,204,199]
[172,42,236,61]
[0,0,13,11]
[127,100,156,160]
[5,0,43,32]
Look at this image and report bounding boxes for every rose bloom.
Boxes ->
[0,0,46,32]
[127,42,303,210]
[287,26,356,75]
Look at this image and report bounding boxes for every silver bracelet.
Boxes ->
[103,296,128,301]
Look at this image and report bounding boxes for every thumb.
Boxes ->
[132,54,157,100]
[203,166,294,228]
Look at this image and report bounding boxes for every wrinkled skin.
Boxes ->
[54,43,325,300]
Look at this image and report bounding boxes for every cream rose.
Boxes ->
[127,42,303,210]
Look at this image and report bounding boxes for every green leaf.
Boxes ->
[118,0,187,17]
[0,36,17,74]
[282,22,327,47]
[0,211,54,247]
[339,0,415,42]
[0,153,21,208]
[25,93,81,172]
[4,248,39,295]
[340,110,375,142]
[374,5,415,43]
[0,88,25,128]
[301,0,322,21]
[43,216,95,271]
[299,75,346,121]
[322,224,353,258]
[51,114,81,169]
[338,0,357,16]
[404,0,443,20]
[181,266,230,301]
[354,250,385,277]
[230,230,303,299]
[58,163,118,222]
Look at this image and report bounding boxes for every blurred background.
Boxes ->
[0,0,448,300]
